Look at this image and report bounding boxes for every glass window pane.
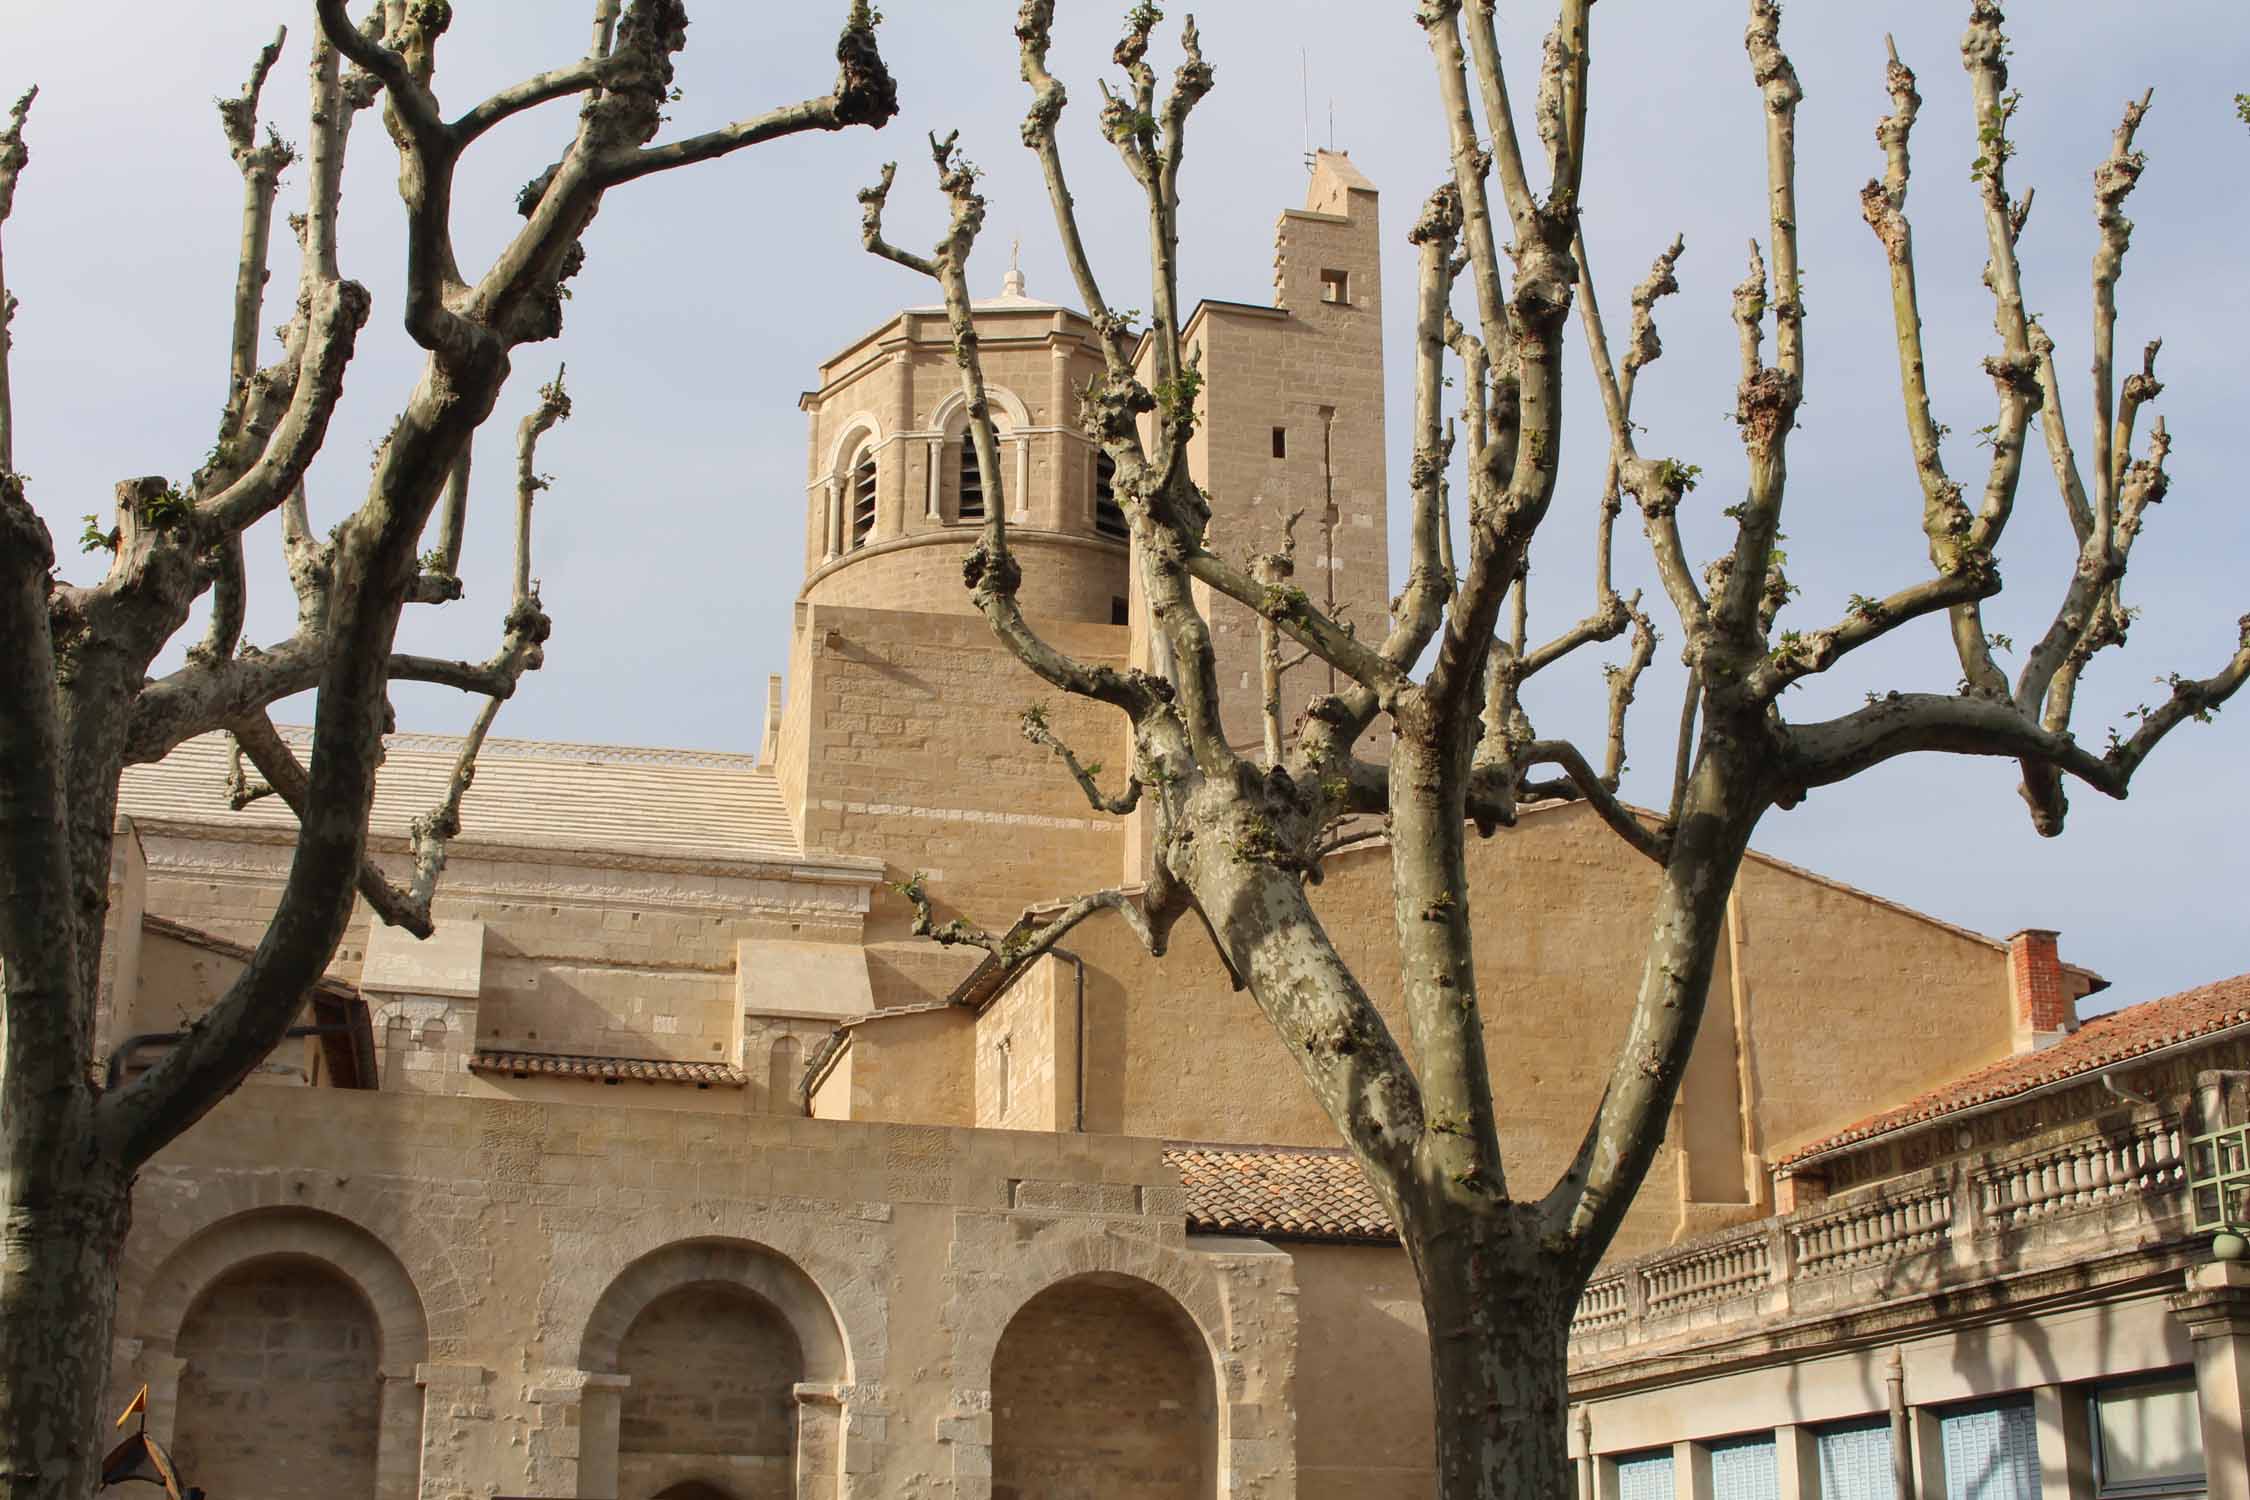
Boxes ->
[1615,1448,1676,1500]
[1709,1435,1778,1500]
[1941,1400,2038,1500]
[2095,1376,2204,1488]
[1817,1419,1898,1500]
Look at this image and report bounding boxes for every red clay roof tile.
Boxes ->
[1777,971,2250,1169]
[469,1049,745,1088]
[1164,1141,1397,1243]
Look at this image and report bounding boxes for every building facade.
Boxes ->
[93,154,2245,1499]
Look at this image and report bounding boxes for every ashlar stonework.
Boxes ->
[95,155,2243,1500]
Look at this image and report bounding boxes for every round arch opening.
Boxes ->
[990,1271,1219,1500]
[171,1252,384,1500]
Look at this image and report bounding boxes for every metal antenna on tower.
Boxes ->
[1301,49,1314,172]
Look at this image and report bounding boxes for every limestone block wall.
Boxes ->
[1045,802,2018,1262]
[1139,152,1390,753]
[1725,850,2016,1165]
[110,1087,1299,1500]
[801,531,1126,623]
[822,1006,975,1127]
[1288,1243,1436,1499]
[972,957,1077,1133]
[775,603,1131,1004]
[128,823,880,1090]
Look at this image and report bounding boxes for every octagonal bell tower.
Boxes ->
[795,261,1129,624]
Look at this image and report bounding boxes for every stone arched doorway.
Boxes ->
[991,1271,1219,1499]
[134,1208,428,1500]
[579,1239,851,1500]
[617,1283,800,1499]
[172,1253,383,1500]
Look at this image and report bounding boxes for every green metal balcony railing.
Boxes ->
[2187,1120,2250,1234]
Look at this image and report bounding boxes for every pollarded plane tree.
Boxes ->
[864,2,2247,1495]
[0,6,894,1496]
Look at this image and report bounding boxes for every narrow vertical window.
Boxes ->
[1093,452,1127,539]
[957,438,986,522]
[1271,426,1288,459]
[850,446,877,547]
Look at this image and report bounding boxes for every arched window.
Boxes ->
[1093,452,1127,539]
[849,446,878,547]
[957,439,986,523]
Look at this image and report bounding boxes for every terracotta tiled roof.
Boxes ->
[469,1050,746,1087]
[1778,971,2250,1170]
[1164,1142,1397,1243]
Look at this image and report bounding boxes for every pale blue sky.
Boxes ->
[6,3,2245,1010]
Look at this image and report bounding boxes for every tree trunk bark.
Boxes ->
[0,1159,133,1500]
[1411,1210,1580,1500]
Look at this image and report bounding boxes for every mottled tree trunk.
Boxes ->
[0,1152,133,1500]
[1411,1216,1578,1500]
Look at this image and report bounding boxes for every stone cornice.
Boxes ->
[126,816,883,891]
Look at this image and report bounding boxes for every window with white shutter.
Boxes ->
[1940,1399,2039,1500]
[1709,1434,1778,1500]
[1815,1418,1897,1500]
[1614,1448,1676,1500]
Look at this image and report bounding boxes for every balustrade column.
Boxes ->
[2168,1260,2250,1500]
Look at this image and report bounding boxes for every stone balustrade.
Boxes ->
[1789,1176,1953,1277]
[1571,1111,2192,1355]
[1640,1228,1772,1318]
[1974,1115,2182,1233]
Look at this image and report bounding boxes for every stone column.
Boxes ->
[794,1382,845,1498]
[2169,1260,2250,1500]
[571,1373,630,1500]
[128,1351,188,1451]
[376,1371,424,1500]
[925,436,942,521]
[2030,1383,2093,1499]
[416,1362,490,1499]
[937,1389,993,1500]
[1772,1425,1817,1498]
[887,351,913,538]
[1012,436,1030,521]
[1675,1439,1711,1500]
[823,479,841,561]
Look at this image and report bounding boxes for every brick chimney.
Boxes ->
[2009,928,2075,1053]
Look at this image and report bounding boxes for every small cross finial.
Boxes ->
[1002,236,1027,298]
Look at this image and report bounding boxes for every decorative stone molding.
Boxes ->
[127,1205,433,1379]
[552,1225,885,1388]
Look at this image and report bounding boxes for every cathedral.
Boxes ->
[100,154,2248,1500]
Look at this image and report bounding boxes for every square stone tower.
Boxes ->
[1130,149,1390,756]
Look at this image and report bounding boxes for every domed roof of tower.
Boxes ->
[909,237,1063,314]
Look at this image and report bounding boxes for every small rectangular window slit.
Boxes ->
[1271,427,1288,459]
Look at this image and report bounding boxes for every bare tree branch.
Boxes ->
[857,139,1153,722]
[896,873,1162,969]
[0,86,34,477]
[1021,704,1142,816]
